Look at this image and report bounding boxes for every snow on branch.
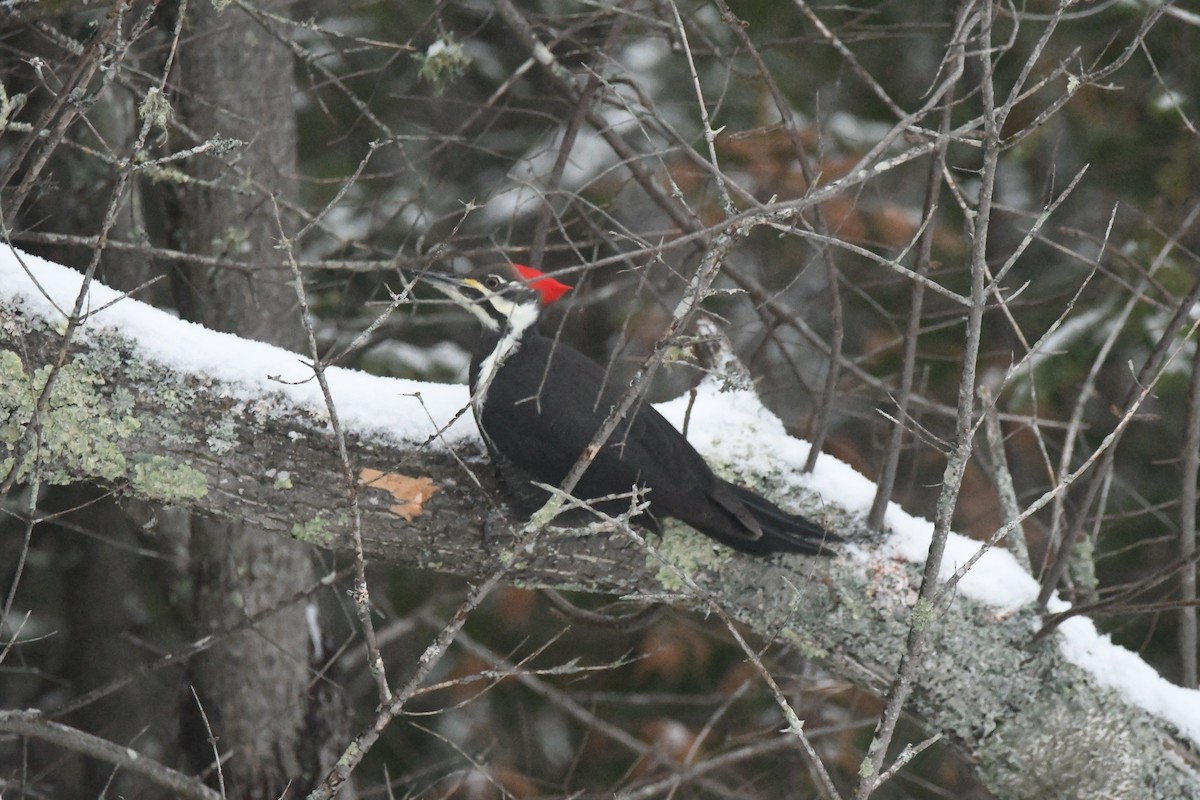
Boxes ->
[2,247,1200,798]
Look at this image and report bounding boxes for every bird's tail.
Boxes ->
[721,481,840,556]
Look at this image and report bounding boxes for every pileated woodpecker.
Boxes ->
[418,265,836,556]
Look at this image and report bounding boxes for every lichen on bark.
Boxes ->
[1,348,140,484]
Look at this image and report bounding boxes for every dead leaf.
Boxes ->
[359,468,438,521]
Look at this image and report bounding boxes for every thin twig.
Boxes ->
[1039,276,1200,608]
[940,316,1199,609]
[0,710,220,800]
[306,556,521,799]
[978,385,1031,571]
[868,86,953,530]
[668,0,733,215]
[275,200,392,705]
[529,5,631,270]
[854,4,984,795]
[1180,327,1200,686]
[189,687,226,800]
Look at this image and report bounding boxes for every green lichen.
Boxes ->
[1068,536,1098,599]
[336,741,362,767]
[651,524,731,591]
[272,470,293,490]
[137,87,172,131]
[218,226,250,254]
[780,627,830,660]
[142,165,191,185]
[836,571,868,621]
[160,387,182,410]
[206,414,238,455]
[132,455,207,501]
[292,514,335,546]
[416,37,470,96]
[1,349,140,483]
[529,494,566,528]
[0,348,209,503]
[111,386,136,417]
[912,596,935,631]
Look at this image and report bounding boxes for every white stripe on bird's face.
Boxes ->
[435,278,501,331]
[461,278,536,328]
[472,291,540,414]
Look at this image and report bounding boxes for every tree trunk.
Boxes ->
[173,3,331,797]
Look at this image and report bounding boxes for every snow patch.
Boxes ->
[0,246,476,447]
[657,368,1200,746]
[1057,610,1200,744]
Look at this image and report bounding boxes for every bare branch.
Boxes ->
[0,710,220,800]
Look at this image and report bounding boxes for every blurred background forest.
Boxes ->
[2,0,1199,797]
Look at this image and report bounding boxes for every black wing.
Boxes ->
[475,336,719,510]
[476,334,834,554]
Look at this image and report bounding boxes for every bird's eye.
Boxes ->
[484,275,502,289]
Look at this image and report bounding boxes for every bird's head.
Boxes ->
[418,264,571,333]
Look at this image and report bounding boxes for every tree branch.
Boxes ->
[3,256,1200,798]
[0,710,219,800]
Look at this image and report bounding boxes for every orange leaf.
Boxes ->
[359,468,438,521]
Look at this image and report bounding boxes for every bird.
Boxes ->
[415,264,837,556]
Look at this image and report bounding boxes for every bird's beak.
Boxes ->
[407,270,504,331]
[408,269,458,289]
[408,270,475,305]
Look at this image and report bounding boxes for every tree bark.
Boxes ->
[3,284,1200,798]
[170,3,329,798]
